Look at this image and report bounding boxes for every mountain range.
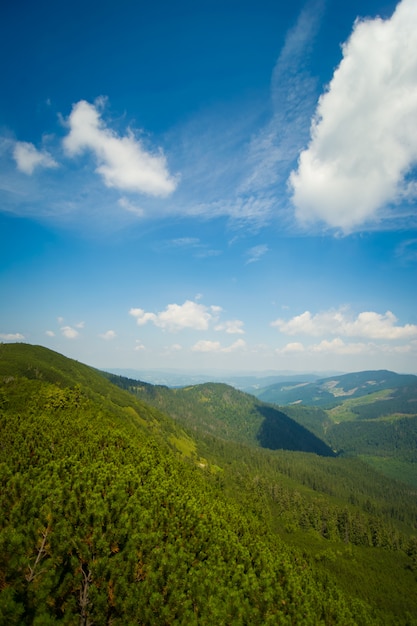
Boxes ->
[1,343,417,624]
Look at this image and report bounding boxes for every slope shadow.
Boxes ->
[255,404,335,456]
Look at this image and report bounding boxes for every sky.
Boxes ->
[1,0,416,375]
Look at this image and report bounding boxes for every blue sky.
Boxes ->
[1,0,416,374]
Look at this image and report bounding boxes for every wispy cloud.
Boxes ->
[245,244,269,264]
[290,0,417,231]
[164,2,324,229]
[99,330,117,340]
[118,197,144,217]
[240,0,323,198]
[214,320,245,334]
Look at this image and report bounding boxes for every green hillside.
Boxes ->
[282,384,417,486]
[255,370,417,408]
[104,374,335,456]
[1,344,417,624]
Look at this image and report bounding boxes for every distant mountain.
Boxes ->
[254,370,417,406]
[105,368,334,390]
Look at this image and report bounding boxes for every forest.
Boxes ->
[1,343,417,625]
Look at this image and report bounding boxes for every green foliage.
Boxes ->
[254,370,417,408]
[105,375,335,456]
[1,344,417,624]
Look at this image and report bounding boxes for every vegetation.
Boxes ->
[254,370,417,409]
[1,344,417,624]
[104,374,335,456]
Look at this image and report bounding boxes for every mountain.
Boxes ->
[254,369,417,407]
[1,344,417,624]
[267,373,417,488]
[102,375,335,456]
[106,367,328,389]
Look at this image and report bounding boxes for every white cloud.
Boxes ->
[214,320,245,334]
[271,308,417,340]
[311,338,368,355]
[192,338,246,353]
[99,330,116,340]
[272,308,417,340]
[170,237,201,247]
[240,2,322,197]
[45,330,55,337]
[192,340,222,353]
[245,244,269,264]
[129,300,222,332]
[118,197,144,217]
[63,100,178,197]
[279,342,305,354]
[290,0,417,230]
[134,341,146,351]
[0,333,25,341]
[13,141,58,175]
[168,343,183,352]
[222,339,246,353]
[61,326,79,339]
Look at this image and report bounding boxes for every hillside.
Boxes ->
[254,370,417,407]
[1,344,417,624]
[250,369,417,487]
[103,374,335,456]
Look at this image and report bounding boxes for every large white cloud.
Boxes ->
[289,0,417,230]
[272,308,417,340]
[129,300,222,332]
[63,100,178,197]
[13,141,58,175]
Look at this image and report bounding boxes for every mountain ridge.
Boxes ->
[254,369,417,406]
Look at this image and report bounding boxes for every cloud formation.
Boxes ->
[129,300,222,332]
[0,332,25,341]
[290,0,417,230]
[99,330,116,340]
[13,141,58,175]
[61,326,79,339]
[63,99,178,197]
[241,1,322,197]
[192,339,246,353]
[245,244,269,264]
[214,320,245,334]
[272,308,417,340]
